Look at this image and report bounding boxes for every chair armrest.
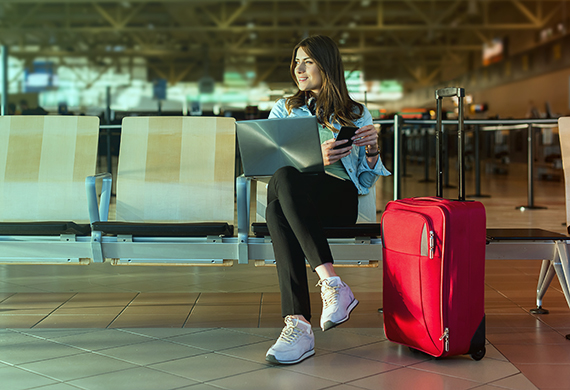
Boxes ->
[85,172,113,224]
[236,175,251,243]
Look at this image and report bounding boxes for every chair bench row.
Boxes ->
[1,115,569,313]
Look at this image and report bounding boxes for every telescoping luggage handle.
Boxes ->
[435,87,465,201]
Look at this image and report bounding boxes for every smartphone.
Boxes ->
[333,126,358,149]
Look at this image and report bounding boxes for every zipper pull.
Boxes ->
[439,328,449,352]
[429,231,435,259]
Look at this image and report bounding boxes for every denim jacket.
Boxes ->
[268,99,391,195]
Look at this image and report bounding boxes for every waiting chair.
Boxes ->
[0,115,107,264]
[236,176,382,266]
[90,116,238,265]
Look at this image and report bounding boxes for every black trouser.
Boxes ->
[266,166,358,321]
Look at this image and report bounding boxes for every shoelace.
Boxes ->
[317,280,340,309]
[278,317,303,344]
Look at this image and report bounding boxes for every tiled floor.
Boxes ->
[1,162,570,389]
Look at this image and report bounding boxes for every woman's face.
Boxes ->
[294,47,323,95]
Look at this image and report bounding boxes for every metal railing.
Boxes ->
[374,117,560,207]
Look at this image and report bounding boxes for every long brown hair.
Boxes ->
[285,35,363,131]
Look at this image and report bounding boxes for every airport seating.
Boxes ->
[236,176,382,266]
[2,114,568,312]
[90,116,239,265]
[0,115,109,264]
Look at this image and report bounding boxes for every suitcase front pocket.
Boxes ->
[382,210,435,258]
[382,208,443,355]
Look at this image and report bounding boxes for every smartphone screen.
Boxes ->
[333,126,358,149]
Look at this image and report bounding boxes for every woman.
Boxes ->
[265,35,390,365]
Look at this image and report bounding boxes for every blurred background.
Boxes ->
[1,0,569,121]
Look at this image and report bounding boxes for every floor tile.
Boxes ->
[218,339,283,364]
[207,365,339,390]
[321,385,376,390]
[340,340,432,366]
[488,373,539,390]
[150,352,266,382]
[410,355,520,383]
[129,292,200,305]
[184,305,261,327]
[119,328,207,339]
[482,344,510,362]
[175,384,229,390]
[283,351,400,383]
[15,328,100,340]
[312,328,386,352]
[486,314,547,329]
[167,328,268,351]
[0,293,75,309]
[195,292,262,305]
[536,313,570,328]
[51,329,154,351]
[0,315,47,327]
[0,330,51,347]
[119,304,192,315]
[50,306,125,315]
[348,366,480,390]
[514,363,570,390]
[0,339,83,365]
[487,327,569,345]
[20,352,138,382]
[0,365,58,390]
[109,314,189,328]
[25,383,83,389]
[59,292,137,307]
[96,339,209,365]
[68,366,199,390]
[494,344,570,364]
[33,314,118,328]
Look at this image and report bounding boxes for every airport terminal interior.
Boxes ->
[2,1,570,389]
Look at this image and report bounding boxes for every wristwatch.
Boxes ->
[366,147,379,157]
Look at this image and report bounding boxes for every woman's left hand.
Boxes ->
[352,125,378,151]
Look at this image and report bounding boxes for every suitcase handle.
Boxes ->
[435,87,465,201]
[435,87,465,99]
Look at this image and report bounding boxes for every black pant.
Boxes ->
[266,166,358,321]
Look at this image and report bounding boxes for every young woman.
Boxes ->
[265,35,390,365]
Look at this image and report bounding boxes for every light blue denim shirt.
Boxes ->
[268,98,391,195]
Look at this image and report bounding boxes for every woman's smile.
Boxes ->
[295,47,322,94]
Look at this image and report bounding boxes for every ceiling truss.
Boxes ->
[0,0,567,89]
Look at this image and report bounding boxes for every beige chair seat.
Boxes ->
[0,115,100,264]
[90,116,239,266]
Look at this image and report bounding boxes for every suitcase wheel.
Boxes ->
[470,346,486,361]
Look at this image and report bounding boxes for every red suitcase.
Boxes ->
[381,87,486,360]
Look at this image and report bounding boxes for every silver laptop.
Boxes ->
[236,116,324,177]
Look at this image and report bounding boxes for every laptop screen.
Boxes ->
[236,116,324,177]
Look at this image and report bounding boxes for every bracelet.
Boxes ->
[366,149,379,157]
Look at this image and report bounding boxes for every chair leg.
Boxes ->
[531,258,555,314]
[552,242,570,309]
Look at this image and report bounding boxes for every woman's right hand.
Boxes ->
[321,138,351,166]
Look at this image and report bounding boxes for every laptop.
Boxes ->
[236,116,324,177]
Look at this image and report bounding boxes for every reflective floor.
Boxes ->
[1,161,569,390]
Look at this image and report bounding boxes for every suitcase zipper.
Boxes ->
[439,328,450,352]
[429,230,435,259]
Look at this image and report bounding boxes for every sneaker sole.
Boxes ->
[322,298,359,331]
[266,348,315,365]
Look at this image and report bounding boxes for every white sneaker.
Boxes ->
[266,316,315,365]
[318,276,359,331]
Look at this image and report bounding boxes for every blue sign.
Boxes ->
[153,78,167,100]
